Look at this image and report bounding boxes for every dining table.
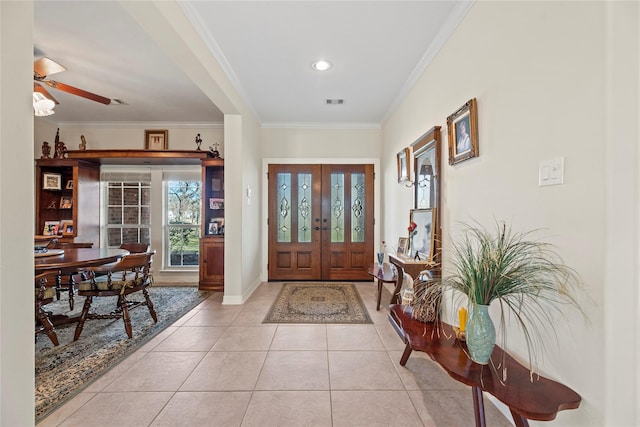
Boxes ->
[34,247,129,274]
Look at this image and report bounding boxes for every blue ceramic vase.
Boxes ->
[466,304,496,365]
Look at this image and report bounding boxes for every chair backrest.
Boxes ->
[105,251,154,271]
[119,243,150,253]
[97,251,155,282]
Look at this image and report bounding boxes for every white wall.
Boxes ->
[383,1,638,425]
[1,2,36,425]
[261,127,381,159]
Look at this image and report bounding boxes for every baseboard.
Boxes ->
[222,276,262,305]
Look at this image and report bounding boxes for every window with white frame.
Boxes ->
[164,171,201,268]
[102,171,151,248]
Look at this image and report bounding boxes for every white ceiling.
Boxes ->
[34,1,470,127]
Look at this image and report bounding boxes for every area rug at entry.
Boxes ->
[35,286,211,423]
[263,282,372,324]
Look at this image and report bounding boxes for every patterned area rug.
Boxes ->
[35,286,211,423]
[263,282,372,324]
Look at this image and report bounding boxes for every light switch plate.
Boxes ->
[539,157,564,187]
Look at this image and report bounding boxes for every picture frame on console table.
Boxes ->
[396,237,409,256]
[409,208,435,262]
[145,129,169,150]
[447,98,478,165]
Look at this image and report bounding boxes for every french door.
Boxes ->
[268,164,374,281]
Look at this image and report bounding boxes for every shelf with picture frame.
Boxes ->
[199,158,225,291]
[35,159,100,245]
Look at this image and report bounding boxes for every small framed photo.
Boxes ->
[43,173,62,190]
[60,220,74,236]
[145,129,169,150]
[43,221,60,236]
[447,98,478,165]
[397,147,411,183]
[59,196,73,209]
[65,180,74,190]
[396,237,409,256]
[209,198,224,209]
[409,208,436,262]
[208,222,219,235]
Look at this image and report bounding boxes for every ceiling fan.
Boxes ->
[33,57,111,105]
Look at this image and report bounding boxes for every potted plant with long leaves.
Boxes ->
[417,220,585,368]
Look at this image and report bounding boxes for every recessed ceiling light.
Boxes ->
[312,60,332,71]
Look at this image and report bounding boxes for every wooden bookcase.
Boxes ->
[199,158,224,290]
[35,159,100,246]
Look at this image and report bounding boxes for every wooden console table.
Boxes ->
[388,304,581,427]
[388,253,436,280]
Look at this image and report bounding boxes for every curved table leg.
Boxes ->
[399,343,413,366]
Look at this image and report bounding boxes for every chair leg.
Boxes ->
[67,275,75,311]
[73,295,93,341]
[143,288,157,323]
[119,295,133,338]
[55,275,62,300]
[35,305,59,346]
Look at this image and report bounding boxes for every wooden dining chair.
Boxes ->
[51,242,94,310]
[35,271,60,346]
[73,251,157,341]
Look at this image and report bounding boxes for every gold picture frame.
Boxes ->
[396,147,411,183]
[447,98,479,165]
[145,129,168,150]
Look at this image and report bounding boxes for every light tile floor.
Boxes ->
[38,282,512,427]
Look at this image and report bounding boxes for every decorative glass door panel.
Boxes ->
[269,164,374,281]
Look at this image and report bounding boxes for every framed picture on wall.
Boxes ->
[409,208,436,262]
[145,129,169,150]
[447,98,479,165]
[396,147,411,183]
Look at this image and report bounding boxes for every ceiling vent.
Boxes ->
[326,99,344,105]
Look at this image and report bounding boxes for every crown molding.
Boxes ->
[55,121,224,129]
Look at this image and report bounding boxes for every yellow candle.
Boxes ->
[458,307,468,332]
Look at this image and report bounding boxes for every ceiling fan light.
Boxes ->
[34,108,55,117]
[33,92,55,112]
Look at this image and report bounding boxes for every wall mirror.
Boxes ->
[411,126,441,266]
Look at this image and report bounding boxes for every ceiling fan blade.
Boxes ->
[34,82,60,104]
[34,57,66,78]
[42,79,111,105]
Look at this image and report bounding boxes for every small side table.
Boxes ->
[367,263,398,310]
